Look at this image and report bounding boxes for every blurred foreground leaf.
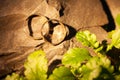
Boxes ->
[48,66,75,80]
[24,50,48,80]
[79,56,114,80]
[62,48,91,67]
[5,73,24,80]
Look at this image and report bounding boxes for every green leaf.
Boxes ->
[48,66,75,80]
[112,30,120,48]
[115,74,120,80]
[62,48,91,67]
[5,73,25,80]
[79,56,114,80]
[107,30,120,51]
[108,30,115,39]
[24,50,48,80]
[86,56,113,72]
[116,14,120,26]
[76,30,99,48]
[79,65,101,80]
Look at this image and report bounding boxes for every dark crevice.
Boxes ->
[100,0,115,32]
[59,5,64,17]
[106,47,120,72]
[47,59,61,76]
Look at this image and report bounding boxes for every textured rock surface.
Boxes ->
[0,0,112,78]
[0,14,40,77]
[60,0,108,30]
[0,0,59,19]
[0,0,59,77]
